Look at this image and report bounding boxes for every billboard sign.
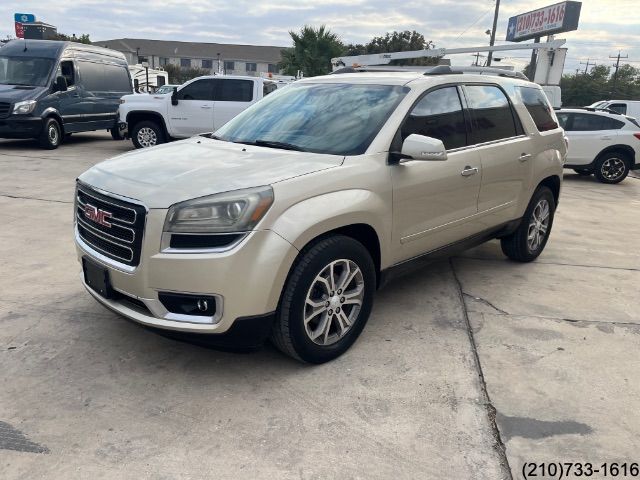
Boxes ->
[14,13,36,39]
[506,1,581,42]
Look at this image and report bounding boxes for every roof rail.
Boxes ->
[424,65,528,80]
[577,106,622,115]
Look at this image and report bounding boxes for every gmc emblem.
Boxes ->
[84,204,112,228]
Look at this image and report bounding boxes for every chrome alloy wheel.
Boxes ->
[527,198,550,252]
[303,259,365,346]
[48,124,59,145]
[137,127,157,148]
[601,157,626,181]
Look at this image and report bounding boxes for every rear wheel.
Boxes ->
[131,120,165,149]
[573,168,591,176]
[38,118,61,149]
[271,235,376,364]
[594,153,629,184]
[501,186,555,263]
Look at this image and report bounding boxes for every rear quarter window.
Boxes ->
[518,87,558,132]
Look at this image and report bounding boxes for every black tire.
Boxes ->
[594,152,630,184]
[131,120,165,149]
[271,235,376,364]
[573,168,591,176]
[38,117,61,149]
[501,186,556,263]
[110,127,124,141]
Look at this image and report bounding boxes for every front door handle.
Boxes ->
[200,105,212,109]
[461,166,479,177]
[600,135,612,140]
[519,153,532,162]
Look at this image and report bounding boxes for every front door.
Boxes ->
[391,86,482,263]
[47,60,84,132]
[168,78,215,137]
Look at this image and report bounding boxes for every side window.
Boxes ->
[214,79,254,102]
[518,87,558,132]
[556,113,570,129]
[177,79,214,101]
[263,81,277,97]
[602,117,625,129]
[608,103,627,115]
[103,64,131,93]
[465,85,517,144]
[77,61,106,92]
[571,113,606,131]
[401,86,468,150]
[57,60,75,87]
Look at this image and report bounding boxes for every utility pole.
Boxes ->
[472,52,483,66]
[580,58,595,74]
[486,0,501,66]
[609,50,628,97]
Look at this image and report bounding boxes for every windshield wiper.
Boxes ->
[236,139,306,152]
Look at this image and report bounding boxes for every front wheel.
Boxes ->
[594,153,629,184]
[131,120,165,149]
[271,235,376,363]
[38,118,61,149]
[501,186,556,262]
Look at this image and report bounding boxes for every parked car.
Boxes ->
[0,39,132,149]
[588,100,640,119]
[118,75,278,149]
[75,70,565,363]
[154,84,179,95]
[557,108,640,183]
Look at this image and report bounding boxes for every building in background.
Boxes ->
[96,38,284,76]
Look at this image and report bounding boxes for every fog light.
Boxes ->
[159,292,217,317]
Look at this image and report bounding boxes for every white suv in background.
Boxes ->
[75,69,565,363]
[557,108,640,183]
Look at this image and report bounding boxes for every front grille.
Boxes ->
[76,183,146,267]
[0,102,10,119]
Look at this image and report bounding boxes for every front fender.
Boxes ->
[269,189,391,268]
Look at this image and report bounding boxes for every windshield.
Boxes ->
[215,82,408,156]
[0,56,55,87]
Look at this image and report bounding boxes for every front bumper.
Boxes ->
[0,116,43,138]
[75,208,299,337]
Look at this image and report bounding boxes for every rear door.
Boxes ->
[463,84,532,223]
[168,78,215,137]
[391,85,482,261]
[212,78,255,130]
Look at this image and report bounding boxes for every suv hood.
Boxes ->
[0,84,46,102]
[78,137,344,208]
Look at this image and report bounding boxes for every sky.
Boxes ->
[3,0,640,74]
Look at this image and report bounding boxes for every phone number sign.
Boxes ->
[506,1,581,42]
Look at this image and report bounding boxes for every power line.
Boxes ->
[454,4,495,41]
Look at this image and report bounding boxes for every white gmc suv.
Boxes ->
[118,75,278,149]
[75,69,566,363]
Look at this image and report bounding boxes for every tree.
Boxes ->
[558,64,640,107]
[344,30,439,66]
[54,33,92,44]
[280,25,345,77]
[163,63,210,84]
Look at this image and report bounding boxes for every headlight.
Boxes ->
[12,100,37,115]
[164,186,274,233]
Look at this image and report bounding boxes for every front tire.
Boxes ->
[131,120,165,149]
[38,118,61,149]
[501,186,555,263]
[594,153,629,184]
[271,235,376,364]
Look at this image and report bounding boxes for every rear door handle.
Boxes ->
[519,153,532,162]
[600,135,612,140]
[200,105,212,109]
[461,166,479,177]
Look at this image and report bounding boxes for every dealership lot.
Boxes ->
[1,132,639,479]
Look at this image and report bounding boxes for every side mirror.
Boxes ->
[54,75,68,92]
[400,134,447,161]
[171,87,179,106]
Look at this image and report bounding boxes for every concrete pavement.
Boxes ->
[0,132,638,479]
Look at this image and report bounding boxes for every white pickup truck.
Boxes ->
[118,75,278,148]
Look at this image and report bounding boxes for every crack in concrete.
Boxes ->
[458,255,640,273]
[0,193,72,204]
[463,292,509,315]
[449,258,514,480]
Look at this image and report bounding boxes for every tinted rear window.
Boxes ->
[518,87,558,132]
[78,61,131,93]
[214,79,253,102]
[569,113,623,131]
[465,85,518,144]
